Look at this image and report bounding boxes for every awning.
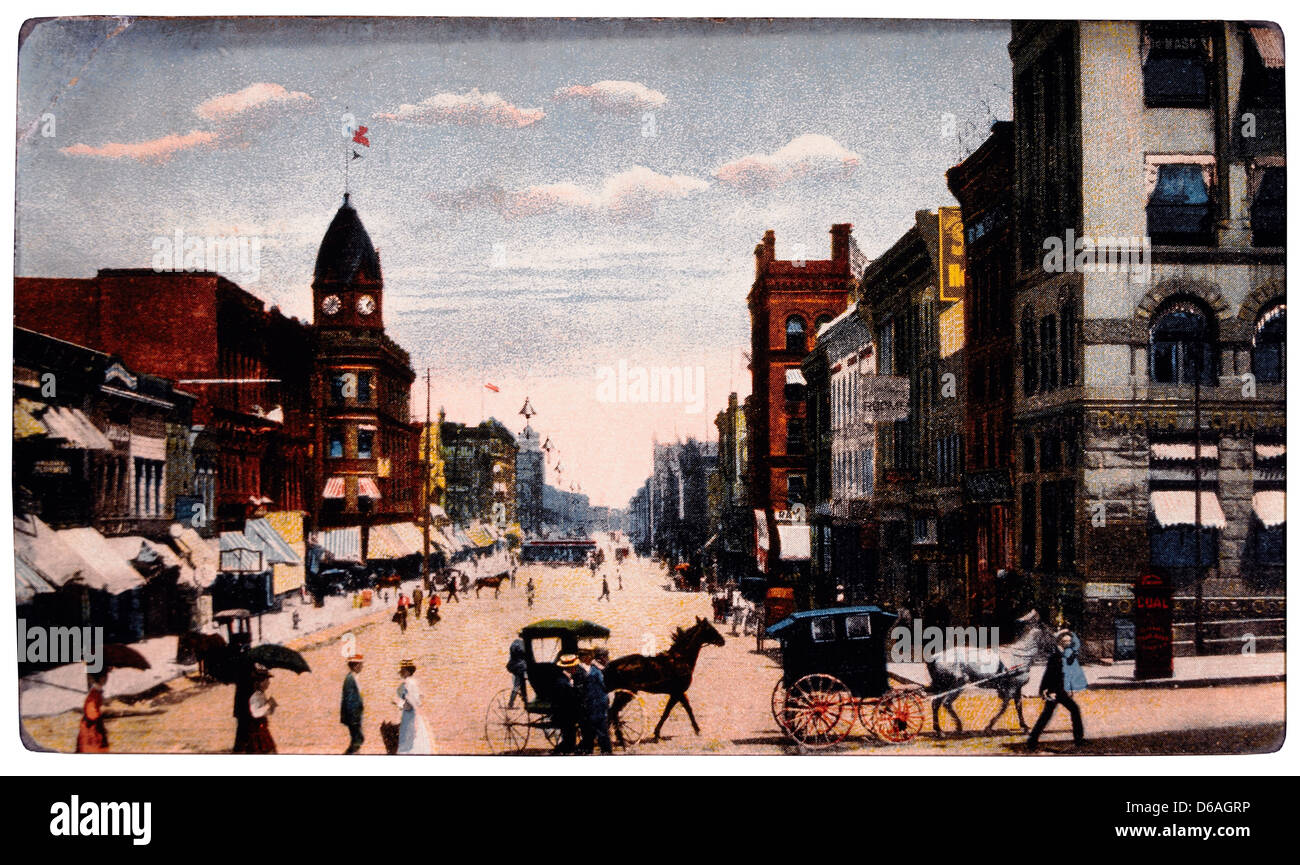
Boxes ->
[15,554,57,604]
[313,526,364,564]
[13,399,47,440]
[1250,24,1285,69]
[453,528,475,552]
[365,524,409,560]
[244,517,304,565]
[13,515,87,588]
[39,406,112,450]
[322,477,346,499]
[170,526,221,588]
[1151,443,1218,460]
[777,524,811,561]
[55,527,148,594]
[429,504,449,521]
[219,531,266,571]
[785,368,807,386]
[1150,490,1227,529]
[467,525,495,548]
[389,522,432,556]
[1255,444,1285,460]
[358,477,382,499]
[1252,491,1285,528]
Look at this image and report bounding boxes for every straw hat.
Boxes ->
[347,654,364,663]
[557,653,579,668]
[398,658,417,673]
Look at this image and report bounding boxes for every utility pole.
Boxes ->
[421,368,432,585]
[1193,348,1205,656]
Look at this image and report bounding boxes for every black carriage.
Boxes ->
[766,606,926,749]
[483,619,646,753]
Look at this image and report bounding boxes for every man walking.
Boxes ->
[506,638,529,708]
[1025,629,1087,751]
[340,654,365,754]
[445,572,460,603]
[412,586,423,619]
[597,574,611,602]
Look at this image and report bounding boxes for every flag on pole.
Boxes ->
[484,383,500,393]
[352,125,370,147]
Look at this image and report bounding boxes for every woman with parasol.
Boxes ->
[243,664,278,754]
[76,644,152,753]
[393,659,433,754]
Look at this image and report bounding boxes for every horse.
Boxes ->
[925,610,1058,738]
[177,631,227,681]
[474,575,508,598]
[606,617,726,740]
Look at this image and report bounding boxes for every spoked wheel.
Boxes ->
[771,678,790,732]
[872,688,927,744]
[781,674,853,749]
[484,689,530,754]
[541,718,562,749]
[609,689,646,750]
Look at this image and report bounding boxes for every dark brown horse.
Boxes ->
[474,575,508,598]
[177,631,226,681]
[606,617,725,740]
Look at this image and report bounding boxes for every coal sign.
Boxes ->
[1134,572,1174,679]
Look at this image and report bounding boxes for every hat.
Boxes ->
[398,658,417,671]
[557,653,579,668]
[347,654,364,663]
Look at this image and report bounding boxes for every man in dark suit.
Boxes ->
[552,654,584,755]
[340,654,365,754]
[1026,631,1085,750]
[580,649,613,755]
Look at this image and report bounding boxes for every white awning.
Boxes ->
[55,527,148,594]
[40,406,112,450]
[322,477,345,499]
[1255,444,1285,459]
[785,368,807,386]
[1252,491,1285,528]
[777,524,810,561]
[1151,443,1218,461]
[358,477,382,499]
[1150,490,1227,529]
[312,526,364,564]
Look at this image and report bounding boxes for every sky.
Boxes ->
[15,17,1012,509]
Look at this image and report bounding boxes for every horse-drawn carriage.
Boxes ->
[483,619,647,753]
[767,606,927,749]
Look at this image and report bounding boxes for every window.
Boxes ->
[1060,302,1078,386]
[878,318,894,375]
[357,372,373,404]
[913,517,937,545]
[786,418,805,455]
[1147,164,1213,245]
[785,316,808,354]
[1251,167,1285,247]
[786,474,806,505]
[330,373,348,405]
[328,428,345,459]
[1253,304,1286,384]
[811,617,835,642]
[845,614,872,639]
[1020,309,1038,395]
[1020,483,1036,565]
[1142,24,1211,107]
[1039,315,1058,390]
[1150,300,1216,385]
[1041,481,1059,570]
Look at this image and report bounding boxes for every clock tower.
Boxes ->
[313,193,384,330]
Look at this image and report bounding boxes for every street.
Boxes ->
[21,551,1284,756]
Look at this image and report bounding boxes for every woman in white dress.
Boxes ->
[394,659,434,755]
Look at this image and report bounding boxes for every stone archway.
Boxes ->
[1237,278,1286,326]
[1134,278,1231,324]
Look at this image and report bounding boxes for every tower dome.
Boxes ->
[313,193,381,287]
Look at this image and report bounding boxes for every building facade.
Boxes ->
[441,418,519,528]
[515,423,545,537]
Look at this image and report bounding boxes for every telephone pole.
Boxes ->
[421,368,433,585]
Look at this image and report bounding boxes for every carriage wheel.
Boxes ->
[483,689,530,754]
[541,718,561,748]
[781,674,853,749]
[771,679,790,732]
[609,689,646,749]
[871,688,926,744]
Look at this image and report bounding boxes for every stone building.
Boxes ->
[1009,21,1285,655]
[441,418,518,528]
[515,423,545,537]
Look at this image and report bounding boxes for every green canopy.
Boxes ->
[520,619,611,640]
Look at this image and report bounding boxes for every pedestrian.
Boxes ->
[580,649,612,755]
[231,664,255,753]
[394,659,434,755]
[412,586,423,619]
[526,576,536,608]
[340,654,365,754]
[76,669,110,753]
[598,575,611,602]
[393,603,408,633]
[506,638,529,708]
[445,573,460,603]
[551,653,583,755]
[426,593,441,627]
[617,568,623,591]
[1025,629,1087,751]
[243,664,278,754]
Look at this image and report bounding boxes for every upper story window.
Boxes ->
[1142,23,1211,108]
[1251,166,1285,247]
[1147,163,1213,246]
[786,418,805,456]
[878,318,894,375]
[785,316,808,354]
[1150,299,1217,385]
[327,428,345,459]
[1020,308,1039,395]
[1253,303,1286,384]
[1060,301,1079,387]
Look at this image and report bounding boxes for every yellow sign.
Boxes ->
[938,206,965,303]
[377,457,392,478]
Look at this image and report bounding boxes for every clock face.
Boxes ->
[322,295,342,316]
[357,294,376,316]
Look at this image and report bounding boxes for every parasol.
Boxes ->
[102,643,151,671]
[246,643,311,674]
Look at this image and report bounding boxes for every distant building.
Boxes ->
[648,438,718,565]
[441,418,518,528]
[515,423,545,537]
[709,392,753,586]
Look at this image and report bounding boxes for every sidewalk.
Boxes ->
[18,575,428,718]
[888,651,1284,694]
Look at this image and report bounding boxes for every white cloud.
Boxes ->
[60,129,217,162]
[431,166,708,218]
[377,89,544,128]
[714,133,862,190]
[194,82,311,121]
[553,80,667,113]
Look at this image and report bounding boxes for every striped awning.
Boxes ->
[365,524,408,560]
[1150,490,1227,529]
[219,531,265,572]
[1252,491,1285,528]
[322,477,346,499]
[1150,443,1218,460]
[15,554,57,604]
[244,517,303,565]
[358,477,382,499]
[1255,444,1285,460]
[467,525,495,548]
[13,399,47,440]
[390,522,432,556]
[313,526,364,564]
[39,406,112,450]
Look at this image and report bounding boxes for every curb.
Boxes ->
[1085,673,1285,690]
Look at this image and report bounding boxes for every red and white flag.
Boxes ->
[484,383,500,393]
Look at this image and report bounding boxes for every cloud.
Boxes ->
[60,129,218,162]
[194,82,311,121]
[431,166,707,218]
[714,133,862,190]
[377,88,544,127]
[553,80,667,113]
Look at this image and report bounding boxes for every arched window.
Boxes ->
[1060,301,1079,386]
[1149,299,1216,385]
[1253,303,1286,383]
[1020,308,1039,395]
[785,315,808,354]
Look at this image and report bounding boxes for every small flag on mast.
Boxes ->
[484,383,500,393]
[352,125,370,147]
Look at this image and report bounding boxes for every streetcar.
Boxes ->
[483,619,646,753]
